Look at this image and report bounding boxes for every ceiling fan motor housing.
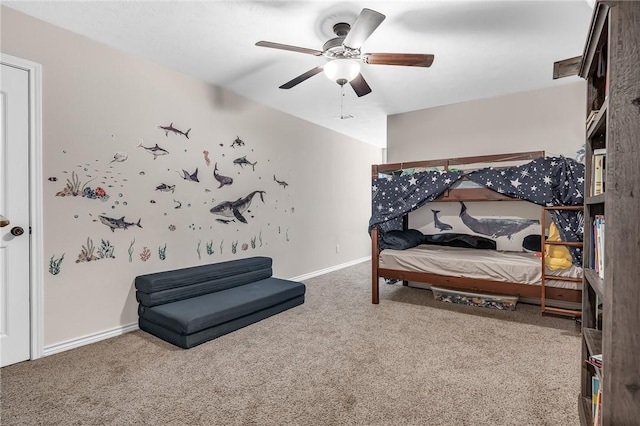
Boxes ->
[332,22,350,37]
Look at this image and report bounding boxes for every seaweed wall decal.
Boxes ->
[97,239,115,259]
[128,239,135,263]
[158,244,167,260]
[49,254,65,275]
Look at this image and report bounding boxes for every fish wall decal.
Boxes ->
[155,183,175,193]
[158,122,190,139]
[231,136,245,148]
[137,140,169,160]
[233,156,257,171]
[215,218,235,224]
[98,215,142,232]
[109,152,128,164]
[431,209,453,231]
[213,163,233,188]
[178,168,199,182]
[209,191,265,224]
[459,202,538,239]
[274,175,289,188]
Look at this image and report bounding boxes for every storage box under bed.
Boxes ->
[431,286,518,311]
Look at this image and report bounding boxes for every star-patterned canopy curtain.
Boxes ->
[466,156,585,265]
[369,157,585,265]
[369,170,465,234]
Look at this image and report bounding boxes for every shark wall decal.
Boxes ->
[98,215,142,232]
[459,202,538,239]
[209,191,265,224]
[137,140,169,160]
[233,156,257,171]
[158,122,190,139]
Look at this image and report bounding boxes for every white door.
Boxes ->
[0,63,31,367]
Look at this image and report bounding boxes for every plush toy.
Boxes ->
[544,222,573,270]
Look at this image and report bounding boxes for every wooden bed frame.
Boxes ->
[370,151,583,305]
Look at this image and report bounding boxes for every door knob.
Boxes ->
[10,226,24,236]
[0,215,9,228]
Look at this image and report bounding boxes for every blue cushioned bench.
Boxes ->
[135,257,305,348]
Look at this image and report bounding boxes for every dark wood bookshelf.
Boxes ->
[578,2,640,425]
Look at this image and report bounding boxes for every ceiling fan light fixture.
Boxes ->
[324,59,360,85]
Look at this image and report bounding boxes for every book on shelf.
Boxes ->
[592,149,606,196]
[589,353,603,368]
[591,375,600,417]
[592,215,605,277]
[594,388,602,426]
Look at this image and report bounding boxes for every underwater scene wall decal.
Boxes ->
[48,126,295,275]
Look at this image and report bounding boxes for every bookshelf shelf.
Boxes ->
[584,328,603,356]
[586,98,608,139]
[579,395,593,426]
[584,269,604,300]
[578,2,640,425]
[586,193,605,205]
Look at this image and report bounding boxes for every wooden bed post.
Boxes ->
[371,163,380,304]
[372,225,380,304]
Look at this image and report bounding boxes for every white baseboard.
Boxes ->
[289,256,370,282]
[43,323,139,357]
[41,258,370,357]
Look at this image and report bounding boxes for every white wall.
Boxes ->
[1,7,382,347]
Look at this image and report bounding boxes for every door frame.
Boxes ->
[1,53,44,360]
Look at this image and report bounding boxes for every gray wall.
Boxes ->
[387,82,586,162]
[1,7,382,346]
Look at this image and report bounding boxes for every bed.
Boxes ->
[369,151,585,310]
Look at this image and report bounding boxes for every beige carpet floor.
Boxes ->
[0,261,581,425]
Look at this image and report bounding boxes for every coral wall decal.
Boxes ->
[55,171,109,201]
[139,247,151,262]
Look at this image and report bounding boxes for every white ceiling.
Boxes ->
[4,1,593,147]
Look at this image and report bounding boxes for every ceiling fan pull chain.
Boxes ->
[340,84,345,119]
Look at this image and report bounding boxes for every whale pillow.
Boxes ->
[380,229,425,250]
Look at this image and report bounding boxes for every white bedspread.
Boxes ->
[379,245,582,289]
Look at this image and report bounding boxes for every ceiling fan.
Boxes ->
[255,8,435,97]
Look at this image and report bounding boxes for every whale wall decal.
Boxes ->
[459,202,538,239]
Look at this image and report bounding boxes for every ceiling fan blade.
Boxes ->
[349,73,372,97]
[255,41,323,56]
[362,53,435,67]
[279,66,324,89]
[343,8,386,50]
